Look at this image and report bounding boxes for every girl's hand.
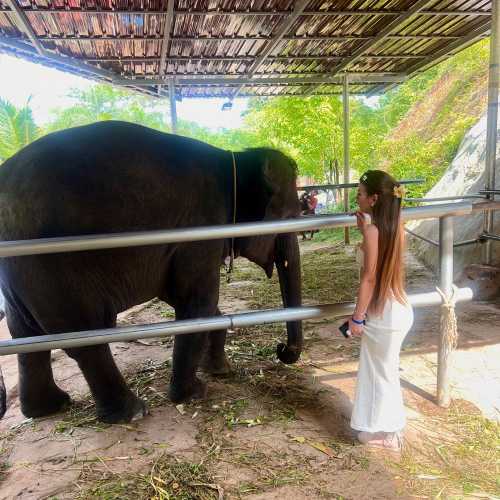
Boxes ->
[348,318,364,337]
[355,211,369,233]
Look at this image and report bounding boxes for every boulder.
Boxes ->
[408,113,500,282]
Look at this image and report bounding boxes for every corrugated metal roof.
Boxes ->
[0,0,492,98]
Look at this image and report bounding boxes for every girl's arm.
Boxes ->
[354,224,378,319]
[349,222,378,336]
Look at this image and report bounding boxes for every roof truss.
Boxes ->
[0,0,493,98]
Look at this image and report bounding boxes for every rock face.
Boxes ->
[409,113,500,277]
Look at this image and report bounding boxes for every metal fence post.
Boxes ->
[343,74,350,244]
[168,78,178,133]
[437,215,454,407]
[483,0,500,264]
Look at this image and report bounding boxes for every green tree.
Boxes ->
[240,95,386,182]
[0,97,39,162]
[46,84,169,133]
[376,39,489,197]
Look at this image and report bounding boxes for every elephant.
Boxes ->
[0,121,303,423]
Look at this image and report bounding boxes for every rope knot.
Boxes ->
[435,285,459,353]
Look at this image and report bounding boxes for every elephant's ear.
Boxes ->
[262,152,299,220]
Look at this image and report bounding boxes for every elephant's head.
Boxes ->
[232,148,303,364]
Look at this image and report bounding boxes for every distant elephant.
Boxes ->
[0,121,303,423]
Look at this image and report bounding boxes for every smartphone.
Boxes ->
[339,321,352,338]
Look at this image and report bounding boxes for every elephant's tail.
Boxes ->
[0,367,6,419]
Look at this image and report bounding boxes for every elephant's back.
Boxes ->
[0,121,227,240]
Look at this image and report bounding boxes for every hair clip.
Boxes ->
[393,185,405,198]
[360,174,368,183]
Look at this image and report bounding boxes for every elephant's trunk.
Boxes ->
[275,233,303,363]
[0,367,6,419]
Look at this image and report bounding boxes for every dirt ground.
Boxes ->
[0,238,499,500]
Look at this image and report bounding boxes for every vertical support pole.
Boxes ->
[343,74,350,244]
[168,78,178,134]
[437,215,453,407]
[483,0,500,264]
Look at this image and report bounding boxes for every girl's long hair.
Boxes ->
[361,170,406,315]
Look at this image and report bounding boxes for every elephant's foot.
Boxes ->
[200,355,233,377]
[169,376,207,404]
[21,386,71,418]
[96,393,148,424]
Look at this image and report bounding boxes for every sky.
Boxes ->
[0,54,249,129]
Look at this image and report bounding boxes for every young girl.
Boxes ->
[347,170,414,451]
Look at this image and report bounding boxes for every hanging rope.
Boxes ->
[224,151,237,282]
[435,285,459,358]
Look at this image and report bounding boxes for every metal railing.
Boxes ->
[0,201,475,408]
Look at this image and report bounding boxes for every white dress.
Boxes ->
[350,247,414,433]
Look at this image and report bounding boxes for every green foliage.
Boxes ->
[0,97,39,161]
[45,84,169,133]
[240,95,386,181]
[377,40,489,197]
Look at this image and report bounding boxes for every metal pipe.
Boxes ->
[168,79,177,133]
[343,74,350,244]
[405,228,439,247]
[113,74,406,87]
[404,195,486,202]
[0,202,473,258]
[437,216,454,408]
[453,238,481,248]
[483,0,500,264]
[0,288,473,356]
[481,233,500,241]
[298,179,423,191]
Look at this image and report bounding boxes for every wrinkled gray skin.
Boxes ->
[0,121,303,423]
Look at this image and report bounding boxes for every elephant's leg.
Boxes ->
[169,330,209,403]
[18,351,71,418]
[64,344,147,424]
[6,307,70,418]
[168,244,223,403]
[200,308,232,376]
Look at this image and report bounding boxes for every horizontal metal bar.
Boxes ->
[297,179,423,191]
[83,53,428,63]
[405,194,486,202]
[480,233,500,242]
[0,288,473,356]
[177,91,370,97]
[405,228,439,246]
[117,71,403,79]
[0,202,473,259]
[114,74,406,87]
[453,238,481,248]
[33,34,462,42]
[479,189,500,194]
[0,7,491,16]
[406,230,482,249]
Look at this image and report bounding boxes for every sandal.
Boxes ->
[357,431,403,451]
